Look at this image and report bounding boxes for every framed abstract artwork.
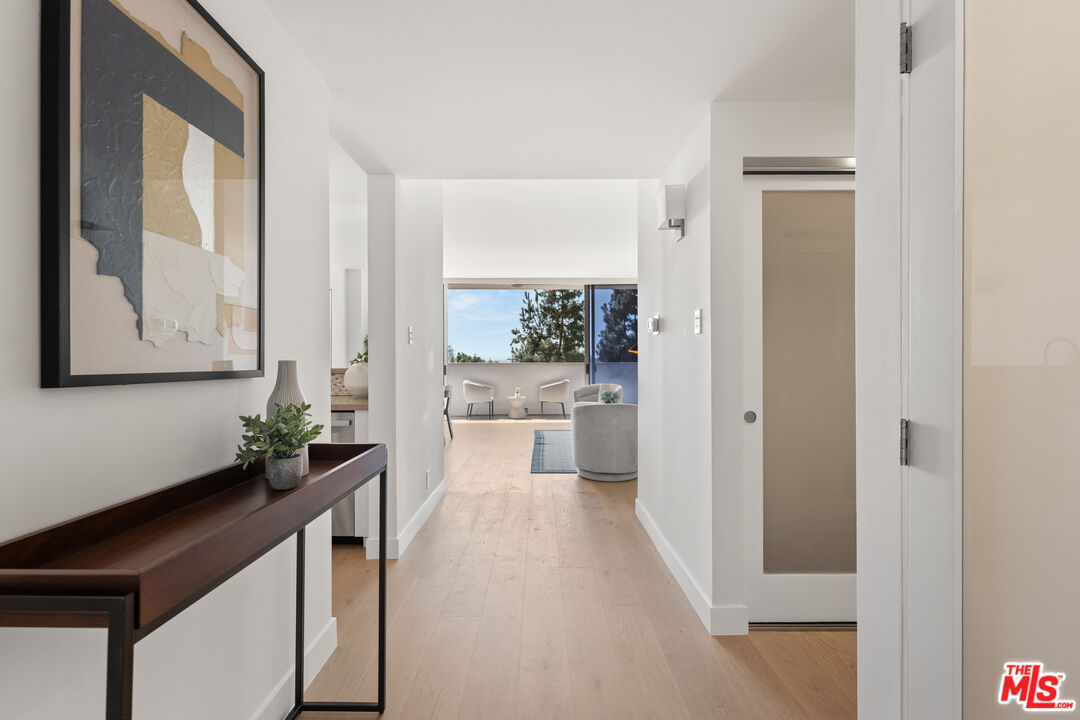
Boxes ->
[41,0,264,387]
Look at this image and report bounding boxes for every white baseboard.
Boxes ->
[366,478,446,560]
[634,499,749,636]
[303,616,339,686]
[248,616,338,720]
[709,602,750,635]
[363,537,395,559]
[396,477,446,555]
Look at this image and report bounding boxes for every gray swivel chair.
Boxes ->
[571,402,638,482]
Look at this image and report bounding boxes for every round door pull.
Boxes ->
[744,410,757,424]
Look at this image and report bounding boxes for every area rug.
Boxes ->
[530,429,577,474]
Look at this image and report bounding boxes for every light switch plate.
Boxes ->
[693,308,702,335]
[408,326,414,344]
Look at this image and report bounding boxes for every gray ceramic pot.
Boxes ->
[266,454,303,490]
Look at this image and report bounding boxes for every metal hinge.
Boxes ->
[900,22,913,74]
[900,418,910,466]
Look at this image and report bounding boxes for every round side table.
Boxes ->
[508,395,527,419]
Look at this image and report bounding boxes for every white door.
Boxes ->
[743,177,857,622]
[900,0,963,715]
[855,0,963,715]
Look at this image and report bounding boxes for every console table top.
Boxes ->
[0,443,386,637]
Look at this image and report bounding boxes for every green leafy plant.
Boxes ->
[600,390,620,404]
[447,344,485,363]
[235,402,324,469]
[595,289,638,363]
[350,336,369,365]
[509,289,585,362]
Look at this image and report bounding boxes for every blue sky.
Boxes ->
[447,289,529,362]
[448,288,634,363]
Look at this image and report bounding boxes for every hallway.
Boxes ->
[306,419,856,719]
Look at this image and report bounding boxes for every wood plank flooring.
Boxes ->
[304,419,856,719]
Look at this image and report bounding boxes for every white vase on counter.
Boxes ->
[266,360,310,475]
[344,362,368,398]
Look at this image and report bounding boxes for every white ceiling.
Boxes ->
[266,0,854,179]
[442,180,638,280]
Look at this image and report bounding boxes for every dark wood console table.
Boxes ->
[0,442,388,719]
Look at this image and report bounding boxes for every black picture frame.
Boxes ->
[41,0,265,388]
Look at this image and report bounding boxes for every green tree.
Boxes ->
[447,345,484,363]
[595,289,638,362]
[510,290,585,362]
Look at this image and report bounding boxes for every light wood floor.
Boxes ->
[305,419,856,719]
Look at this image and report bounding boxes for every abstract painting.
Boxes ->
[41,0,263,386]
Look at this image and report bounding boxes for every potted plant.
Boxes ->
[344,336,369,398]
[236,402,324,490]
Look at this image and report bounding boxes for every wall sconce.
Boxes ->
[646,315,660,334]
[656,184,686,240]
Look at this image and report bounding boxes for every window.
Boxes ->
[587,285,638,402]
[446,286,585,363]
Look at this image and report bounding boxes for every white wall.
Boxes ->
[366,175,398,556]
[394,181,447,549]
[635,118,716,629]
[345,267,367,364]
[366,178,446,558]
[636,101,855,635]
[329,137,368,367]
[443,180,638,281]
[445,363,587,417]
[635,177,663,515]
[0,2,335,719]
[963,2,1080,717]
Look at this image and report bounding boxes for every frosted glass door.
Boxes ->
[743,180,856,622]
[762,190,856,574]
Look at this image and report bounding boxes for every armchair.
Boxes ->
[462,379,495,419]
[538,378,571,418]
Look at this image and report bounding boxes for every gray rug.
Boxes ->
[530,429,577,473]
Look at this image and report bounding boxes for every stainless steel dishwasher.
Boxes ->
[330,411,368,542]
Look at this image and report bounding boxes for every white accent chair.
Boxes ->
[462,379,495,419]
[538,378,571,418]
[571,402,638,482]
[573,383,623,406]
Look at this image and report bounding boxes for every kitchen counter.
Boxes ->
[331,397,369,411]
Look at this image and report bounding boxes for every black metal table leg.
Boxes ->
[290,467,388,716]
[105,594,135,720]
[377,468,387,711]
[291,527,307,717]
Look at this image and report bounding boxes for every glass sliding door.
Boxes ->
[586,285,638,403]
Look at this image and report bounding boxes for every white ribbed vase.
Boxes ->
[266,360,310,475]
